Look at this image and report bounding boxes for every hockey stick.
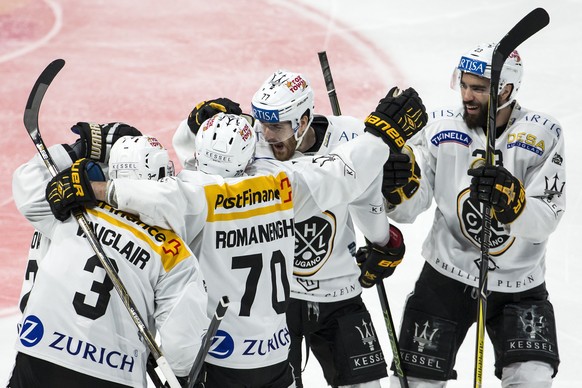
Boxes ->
[23,59,182,388]
[318,51,409,388]
[473,8,550,388]
[377,281,409,388]
[186,296,230,388]
[318,51,342,116]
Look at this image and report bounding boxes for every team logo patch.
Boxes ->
[296,278,320,292]
[507,132,545,156]
[19,315,44,347]
[208,329,234,359]
[413,320,439,353]
[293,212,336,276]
[431,130,472,147]
[457,189,515,258]
[504,303,559,361]
[544,173,565,199]
[551,152,563,165]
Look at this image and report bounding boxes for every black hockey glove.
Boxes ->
[382,145,421,206]
[71,122,142,163]
[467,165,526,224]
[187,98,243,134]
[356,225,405,288]
[364,87,427,152]
[46,159,104,221]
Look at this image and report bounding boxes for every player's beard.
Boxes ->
[270,137,297,161]
[463,99,487,130]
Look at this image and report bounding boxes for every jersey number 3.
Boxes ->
[73,255,119,320]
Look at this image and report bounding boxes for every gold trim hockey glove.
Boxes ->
[364,87,428,152]
[468,164,526,224]
[46,158,104,221]
[71,122,142,163]
[187,98,243,134]
[356,225,406,288]
[382,145,421,206]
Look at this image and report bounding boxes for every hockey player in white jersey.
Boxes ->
[84,88,424,387]
[16,122,143,315]
[386,43,564,387]
[171,71,427,388]
[10,134,208,387]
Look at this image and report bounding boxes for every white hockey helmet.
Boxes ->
[451,42,523,103]
[251,69,315,146]
[194,112,256,177]
[109,135,174,181]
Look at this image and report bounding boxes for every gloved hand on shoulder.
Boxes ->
[71,122,142,163]
[187,98,243,134]
[46,158,105,221]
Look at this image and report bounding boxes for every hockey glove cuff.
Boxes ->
[356,225,405,288]
[382,145,421,206]
[46,159,104,221]
[187,98,243,134]
[468,165,526,224]
[71,122,142,163]
[364,87,427,152]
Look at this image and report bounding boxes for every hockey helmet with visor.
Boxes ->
[251,69,315,147]
[451,42,523,109]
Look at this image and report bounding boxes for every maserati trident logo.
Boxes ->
[414,321,438,352]
[355,319,377,351]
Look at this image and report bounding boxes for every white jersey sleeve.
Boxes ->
[172,118,197,168]
[12,144,75,235]
[284,132,389,217]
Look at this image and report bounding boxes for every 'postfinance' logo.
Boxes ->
[205,172,293,221]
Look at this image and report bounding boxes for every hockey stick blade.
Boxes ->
[493,8,550,70]
[24,59,65,139]
[23,59,66,177]
[187,296,230,388]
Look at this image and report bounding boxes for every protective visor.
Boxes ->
[252,104,298,144]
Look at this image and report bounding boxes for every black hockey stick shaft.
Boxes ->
[473,8,549,388]
[318,51,342,116]
[187,296,230,388]
[377,281,409,388]
[318,51,409,387]
[23,59,181,388]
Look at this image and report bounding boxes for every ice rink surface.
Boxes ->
[1,0,580,386]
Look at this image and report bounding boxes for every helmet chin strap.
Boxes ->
[293,116,314,151]
[497,99,514,112]
[496,84,515,112]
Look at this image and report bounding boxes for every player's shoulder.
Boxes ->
[426,106,465,125]
[312,114,364,153]
[89,202,193,271]
[509,103,563,140]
